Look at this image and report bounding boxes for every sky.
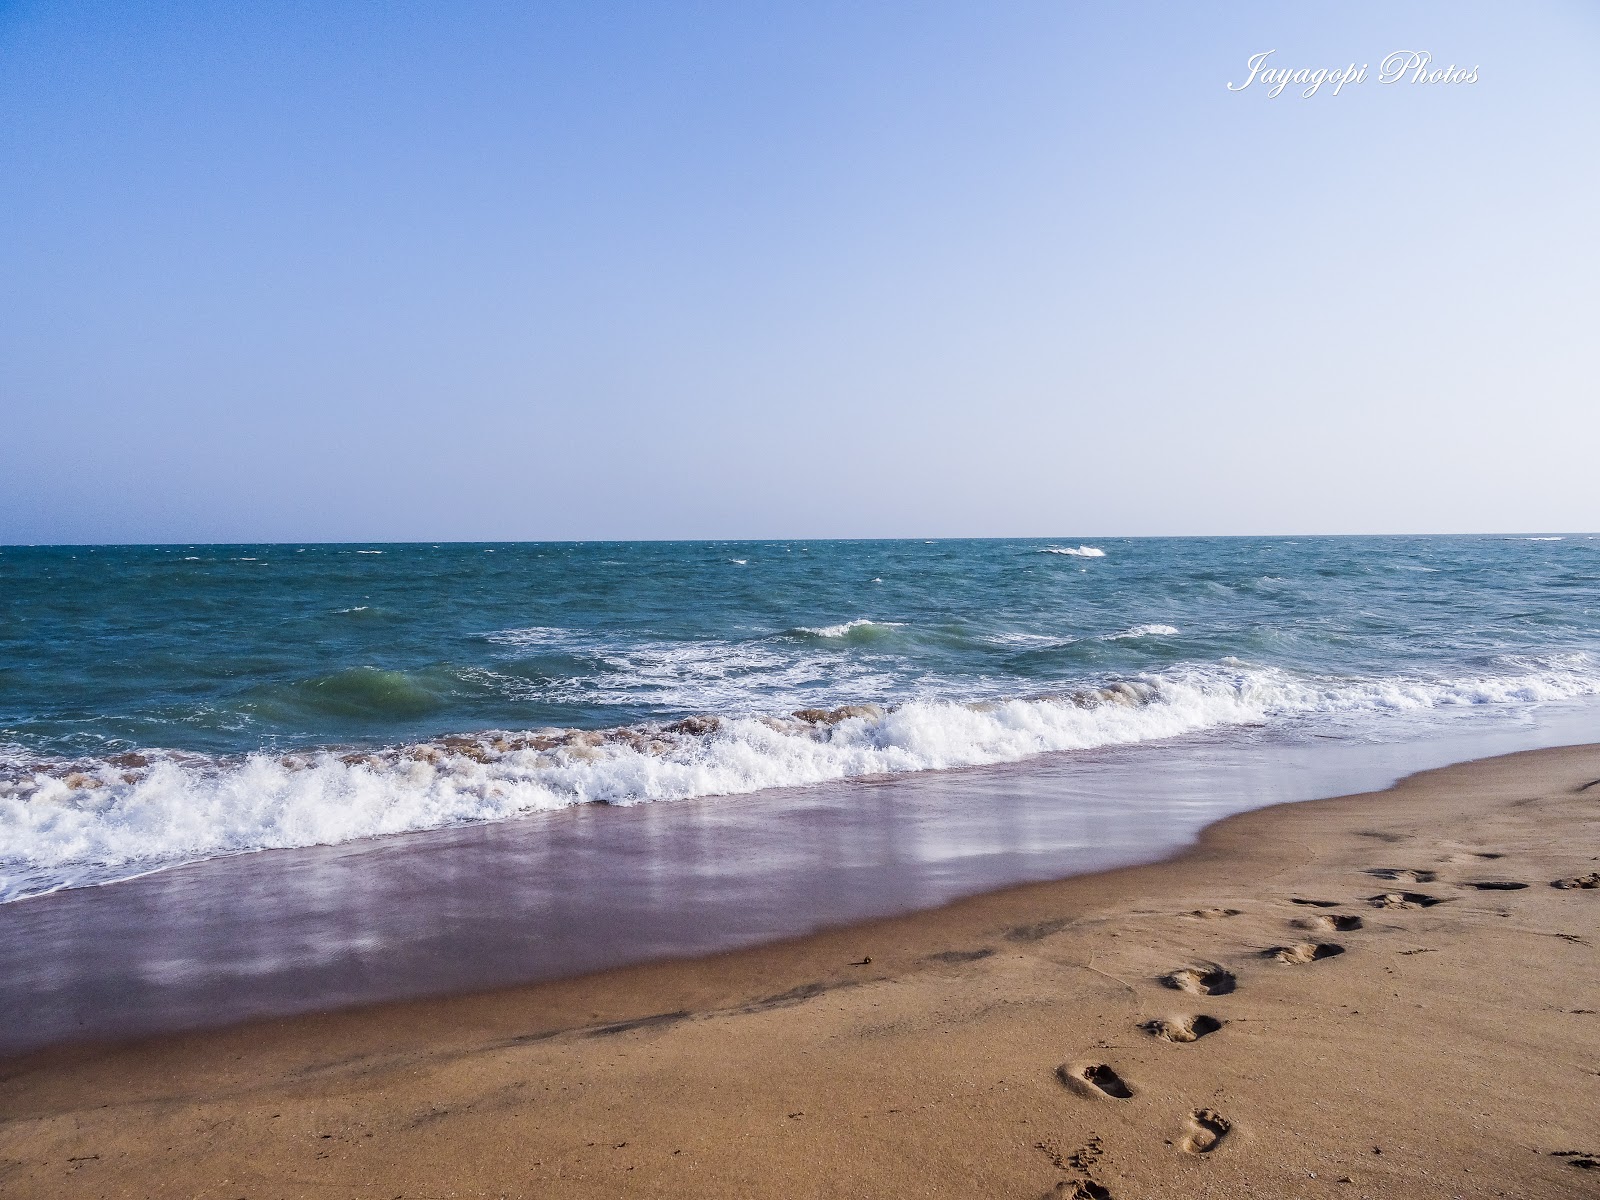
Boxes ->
[2,1,1597,543]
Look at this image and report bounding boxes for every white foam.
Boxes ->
[1041,546,1106,558]
[988,631,1074,649]
[1108,624,1179,640]
[797,619,905,638]
[4,656,1598,902]
[484,626,576,648]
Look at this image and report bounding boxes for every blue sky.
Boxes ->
[2,2,1597,542]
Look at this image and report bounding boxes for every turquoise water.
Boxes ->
[2,535,1596,899]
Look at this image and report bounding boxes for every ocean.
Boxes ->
[2,535,1597,904]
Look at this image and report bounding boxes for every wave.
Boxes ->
[3,655,1598,902]
[484,626,576,648]
[1108,624,1179,640]
[793,619,905,639]
[1041,546,1106,557]
[248,667,453,720]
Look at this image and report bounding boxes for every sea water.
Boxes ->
[2,535,1597,902]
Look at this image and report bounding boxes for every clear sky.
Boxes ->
[2,2,1597,543]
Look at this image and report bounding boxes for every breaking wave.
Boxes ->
[1041,545,1106,557]
[793,619,905,639]
[4,656,1598,902]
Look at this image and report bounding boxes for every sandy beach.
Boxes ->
[2,743,1597,1198]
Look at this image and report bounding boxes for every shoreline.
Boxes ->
[3,742,1598,1197]
[5,702,1599,1058]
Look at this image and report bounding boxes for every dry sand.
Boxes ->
[3,743,1599,1199]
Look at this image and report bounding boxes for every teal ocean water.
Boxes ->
[2,536,1596,901]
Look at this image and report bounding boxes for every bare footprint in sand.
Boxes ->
[1292,913,1364,932]
[1180,1109,1232,1154]
[1163,965,1237,996]
[1369,891,1443,909]
[1289,897,1341,908]
[1552,873,1600,890]
[1551,1150,1600,1170]
[1143,1015,1222,1043]
[1262,942,1345,964]
[1185,907,1243,920]
[1043,1181,1113,1200]
[1058,1062,1135,1099]
[923,947,995,964]
[1369,868,1438,883]
[1461,880,1528,891]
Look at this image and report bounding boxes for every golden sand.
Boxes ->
[3,744,1599,1198]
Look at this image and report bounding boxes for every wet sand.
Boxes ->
[7,705,1598,1057]
[3,743,1599,1198]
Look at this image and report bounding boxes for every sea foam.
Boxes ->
[3,656,1597,902]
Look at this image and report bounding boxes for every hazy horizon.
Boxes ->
[5,531,1598,551]
[4,2,1597,544]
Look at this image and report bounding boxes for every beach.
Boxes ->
[4,741,1597,1198]
[5,3,1596,1195]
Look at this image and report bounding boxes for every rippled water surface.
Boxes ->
[2,535,1596,899]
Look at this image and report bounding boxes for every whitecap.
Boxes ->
[797,619,905,639]
[484,626,576,648]
[1040,546,1106,558]
[1107,624,1179,640]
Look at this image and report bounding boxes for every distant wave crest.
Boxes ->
[1040,545,1106,557]
[793,619,905,639]
[1108,624,1180,640]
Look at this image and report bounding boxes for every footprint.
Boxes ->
[924,947,995,963]
[1163,965,1237,996]
[1462,881,1528,891]
[1044,1182,1113,1200]
[1292,913,1364,932]
[1552,873,1600,890]
[1143,1015,1222,1043]
[1058,1062,1135,1099]
[1289,897,1341,908]
[1369,868,1438,883]
[1185,907,1243,920]
[1552,1150,1600,1169]
[1368,891,1443,909]
[1006,918,1070,943]
[1180,1108,1232,1154]
[1263,942,1345,965]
